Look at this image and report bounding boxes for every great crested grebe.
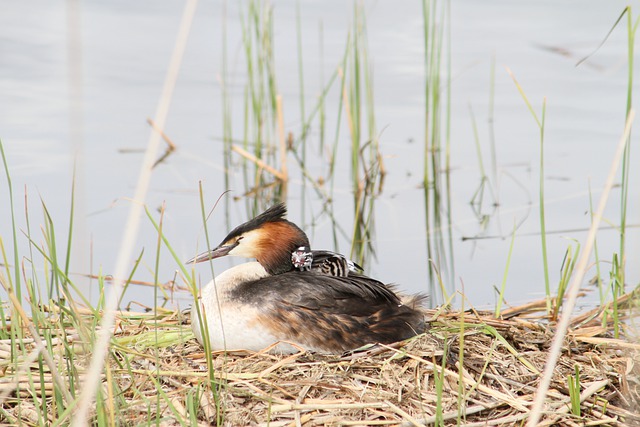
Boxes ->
[188,204,427,354]
[291,246,363,276]
[187,204,361,276]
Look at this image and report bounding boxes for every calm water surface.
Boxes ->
[0,0,638,310]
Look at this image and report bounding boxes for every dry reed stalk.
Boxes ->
[146,117,177,150]
[70,0,200,424]
[570,288,639,328]
[574,336,640,350]
[527,109,635,427]
[147,117,177,168]
[86,274,187,291]
[340,67,355,148]
[276,95,288,182]
[231,145,287,181]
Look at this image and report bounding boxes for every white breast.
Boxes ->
[191,262,299,354]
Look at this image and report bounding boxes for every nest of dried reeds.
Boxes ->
[1,289,638,426]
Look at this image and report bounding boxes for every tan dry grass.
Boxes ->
[0,289,638,426]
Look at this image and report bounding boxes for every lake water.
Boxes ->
[1,0,638,311]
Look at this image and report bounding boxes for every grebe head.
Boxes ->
[187,203,310,275]
[291,246,313,271]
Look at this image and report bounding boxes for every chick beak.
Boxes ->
[185,241,239,264]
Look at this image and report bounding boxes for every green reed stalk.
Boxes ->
[538,101,549,313]
[0,194,87,424]
[186,385,201,425]
[242,2,262,207]
[495,221,517,317]
[422,0,433,288]
[296,0,307,222]
[23,188,41,318]
[318,22,326,154]
[468,104,496,217]
[422,0,452,302]
[146,192,224,422]
[488,55,498,189]
[444,1,455,291]
[196,185,224,421]
[296,0,306,137]
[42,203,61,299]
[64,170,77,286]
[287,67,341,218]
[238,0,283,208]
[553,241,580,322]
[329,40,351,251]
[568,365,582,417]
[508,72,550,313]
[620,10,639,294]
[152,204,165,424]
[610,253,622,338]
[587,182,604,304]
[0,140,21,300]
[221,0,232,223]
[348,5,363,264]
[358,9,380,267]
[23,218,93,313]
[345,4,381,267]
[42,182,88,408]
[350,5,362,193]
[329,38,350,204]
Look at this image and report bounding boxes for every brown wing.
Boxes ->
[233,271,427,353]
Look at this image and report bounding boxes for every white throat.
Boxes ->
[211,261,269,289]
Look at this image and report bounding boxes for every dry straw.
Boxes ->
[1,290,637,426]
